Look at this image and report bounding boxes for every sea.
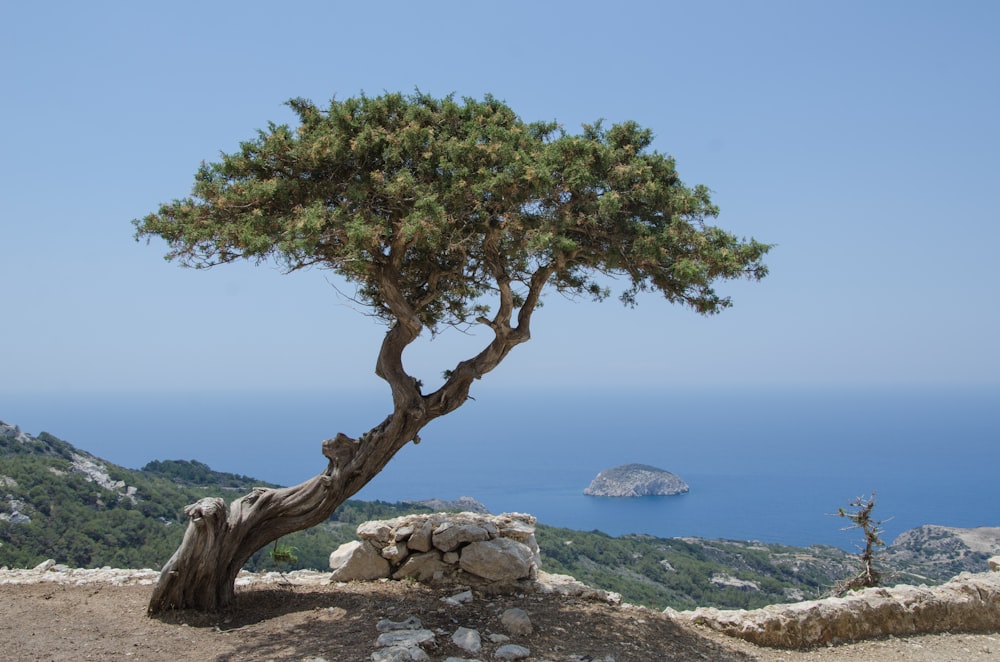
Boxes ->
[3,385,997,551]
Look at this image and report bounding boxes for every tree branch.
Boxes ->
[425,262,554,418]
[371,261,425,421]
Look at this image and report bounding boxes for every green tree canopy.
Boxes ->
[135,92,768,335]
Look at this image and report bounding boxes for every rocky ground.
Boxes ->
[1,567,999,661]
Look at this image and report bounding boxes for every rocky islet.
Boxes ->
[583,463,689,497]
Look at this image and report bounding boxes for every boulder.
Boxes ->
[357,520,394,543]
[329,540,390,581]
[459,538,535,582]
[392,551,453,583]
[381,543,410,565]
[432,523,490,552]
[494,517,535,542]
[406,518,436,552]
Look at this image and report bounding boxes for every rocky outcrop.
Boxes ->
[329,512,541,589]
[0,422,138,505]
[0,422,34,445]
[403,496,489,514]
[677,558,1000,648]
[69,453,138,504]
[884,524,1000,579]
[584,463,689,497]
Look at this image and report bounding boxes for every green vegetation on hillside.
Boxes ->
[0,424,979,610]
[536,527,855,610]
[0,451,189,568]
[0,428,857,609]
[141,459,270,489]
[0,428,432,572]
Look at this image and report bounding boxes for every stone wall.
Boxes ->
[676,556,1000,648]
[329,511,541,590]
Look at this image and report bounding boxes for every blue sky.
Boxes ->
[2,1,998,396]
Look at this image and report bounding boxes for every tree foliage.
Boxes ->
[135,91,768,335]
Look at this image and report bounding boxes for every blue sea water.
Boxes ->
[3,385,997,550]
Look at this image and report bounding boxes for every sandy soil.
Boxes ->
[1,578,998,661]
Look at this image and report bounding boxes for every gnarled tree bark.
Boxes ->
[148,420,415,613]
[147,265,552,615]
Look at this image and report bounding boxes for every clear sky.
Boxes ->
[2,1,998,396]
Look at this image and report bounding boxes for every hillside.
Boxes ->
[1,420,994,611]
[0,421,430,572]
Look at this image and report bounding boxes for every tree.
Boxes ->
[134,91,770,613]
[834,492,887,595]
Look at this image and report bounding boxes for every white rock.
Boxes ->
[381,543,409,565]
[500,607,532,636]
[441,590,473,606]
[406,519,436,552]
[376,615,422,632]
[459,538,534,582]
[433,523,490,552]
[357,521,393,543]
[494,643,531,660]
[329,541,390,581]
[495,517,535,543]
[371,646,429,662]
[451,626,482,654]
[392,551,452,583]
[375,629,435,648]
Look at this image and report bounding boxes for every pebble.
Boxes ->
[494,643,532,660]
[451,626,482,654]
[500,607,533,636]
[375,629,436,648]
[371,646,429,662]
[376,615,423,632]
[441,589,474,605]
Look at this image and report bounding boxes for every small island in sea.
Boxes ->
[584,463,689,497]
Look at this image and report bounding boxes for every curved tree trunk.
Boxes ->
[148,475,342,613]
[148,263,551,614]
[148,416,419,614]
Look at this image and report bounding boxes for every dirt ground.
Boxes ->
[1,579,998,661]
